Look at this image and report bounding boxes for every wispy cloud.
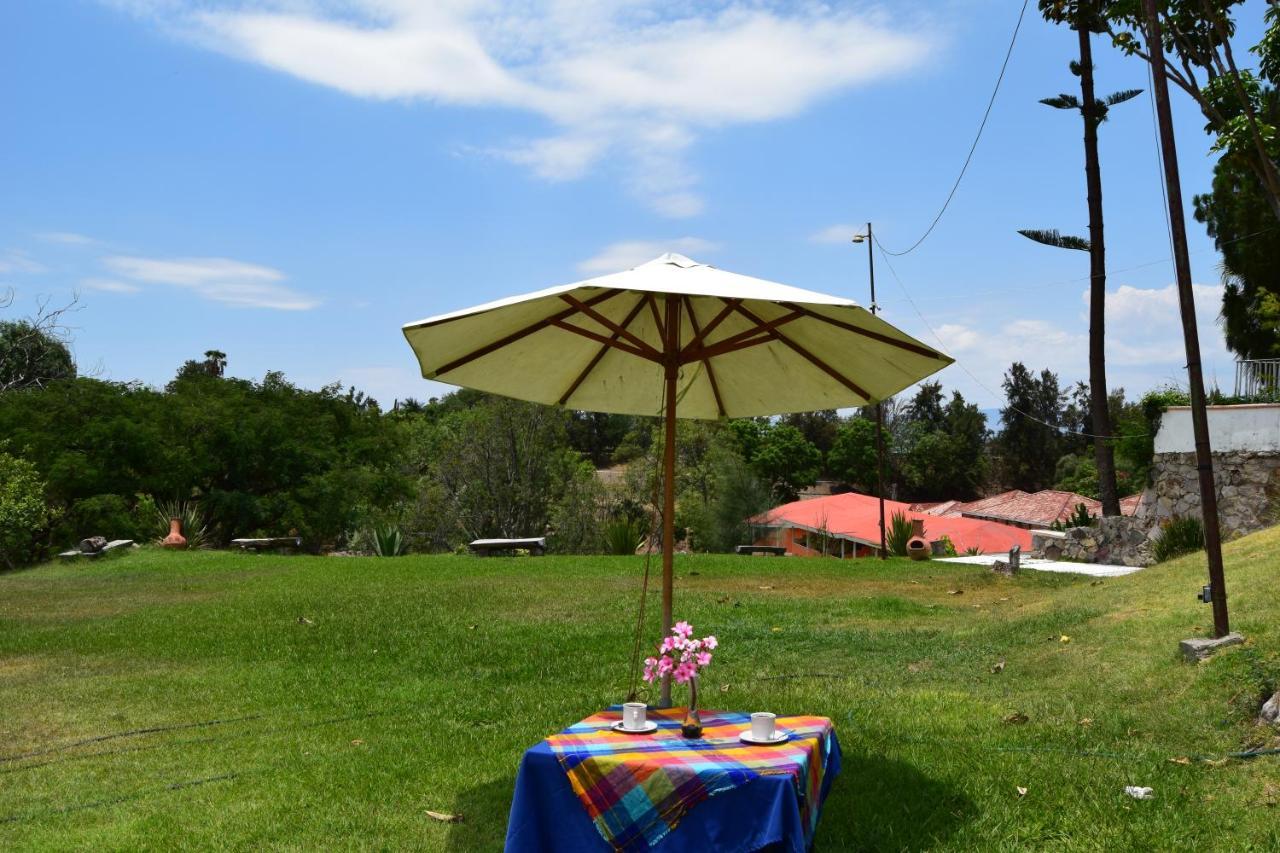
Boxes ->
[113,2,936,216]
[577,237,719,275]
[809,224,863,245]
[102,255,320,310]
[37,231,99,246]
[0,249,47,274]
[81,277,142,294]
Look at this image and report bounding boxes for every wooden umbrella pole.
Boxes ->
[660,295,680,708]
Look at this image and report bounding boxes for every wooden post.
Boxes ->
[660,295,680,707]
[1143,0,1230,637]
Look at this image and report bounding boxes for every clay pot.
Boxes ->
[161,517,187,549]
[906,518,930,561]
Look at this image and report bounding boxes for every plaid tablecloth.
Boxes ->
[544,708,836,852]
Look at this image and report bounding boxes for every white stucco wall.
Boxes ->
[1154,404,1280,454]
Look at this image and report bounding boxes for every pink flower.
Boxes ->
[702,636,718,650]
[673,621,693,638]
[696,652,712,667]
[673,661,696,684]
[659,636,675,653]
[657,655,674,676]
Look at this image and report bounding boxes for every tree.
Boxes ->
[828,417,890,491]
[780,410,840,457]
[1021,4,1139,516]
[997,363,1065,491]
[0,295,78,391]
[900,391,990,500]
[1102,1,1280,220]
[0,449,52,569]
[1194,86,1280,359]
[748,423,822,503]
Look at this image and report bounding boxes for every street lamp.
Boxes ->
[852,223,887,559]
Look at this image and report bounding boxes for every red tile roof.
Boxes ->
[919,489,1141,527]
[751,492,1032,555]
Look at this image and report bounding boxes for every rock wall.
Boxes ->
[1135,451,1280,539]
[1031,449,1280,567]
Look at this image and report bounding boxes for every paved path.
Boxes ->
[935,554,1142,578]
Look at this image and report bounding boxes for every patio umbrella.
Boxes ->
[402,253,953,703]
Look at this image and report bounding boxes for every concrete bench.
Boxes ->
[735,545,786,556]
[469,537,546,556]
[59,539,134,560]
[231,537,302,552]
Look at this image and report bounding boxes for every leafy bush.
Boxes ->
[1153,515,1205,563]
[0,450,53,569]
[154,500,209,549]
[370,525,408,557]
[604,518,645,556]
[886,511,914,557]
[935,535,958,557]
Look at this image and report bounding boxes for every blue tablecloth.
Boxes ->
[504,717,842,852]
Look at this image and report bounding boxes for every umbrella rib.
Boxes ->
[431,290,622,376]
[680,299,739,355]
[556,295,649,407]
[559,295,661,361]
[682,296,726,417]
[729,302,871,400]
[778,302,949,361]
[645,293,668,342]
[550,319,659,362]
[682,310,804,362]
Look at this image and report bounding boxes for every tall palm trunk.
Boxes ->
[1078,24,1122,517]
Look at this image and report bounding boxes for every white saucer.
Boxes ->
[611,721,658,734]
[739,730,788,745]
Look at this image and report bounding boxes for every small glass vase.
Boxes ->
[680,676,703,739]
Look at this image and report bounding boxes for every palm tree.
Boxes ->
[1021,3,1141,517]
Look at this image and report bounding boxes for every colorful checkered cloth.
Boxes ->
[545,708,835,852]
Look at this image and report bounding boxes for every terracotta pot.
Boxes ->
[161,517,187,549]
[906,518,929,561]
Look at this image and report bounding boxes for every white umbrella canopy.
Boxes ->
[403,253,952,419]
[402,253,952,705]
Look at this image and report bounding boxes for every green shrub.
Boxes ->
[1153,515,1205,563]
[935,535,958,557]
[604,518,645,556]
[154,500,209,549]
[370,525,407,557]
[69,493,136,541]
[0,450,53,569]
[886,511,913,557]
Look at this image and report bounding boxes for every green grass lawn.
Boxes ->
[2,531,1278,851]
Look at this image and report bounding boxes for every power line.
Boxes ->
[875,242,1148,439]
[878,0,1031,257]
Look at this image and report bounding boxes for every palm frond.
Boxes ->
[1017,229,1091,252]
[1105,88,1143,106]
[1040,94,1080,110]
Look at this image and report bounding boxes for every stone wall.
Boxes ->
[1135,451,1280,539]
[1031,449,1280,567]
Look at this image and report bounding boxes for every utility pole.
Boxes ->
[855,223,888,559]
[1143,0,1229,636]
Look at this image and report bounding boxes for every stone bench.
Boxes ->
[469,537,546,556]
[58,539,134,560]
[735,545,786,556]
[231,537,302,552]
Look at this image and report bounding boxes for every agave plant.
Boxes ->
[371,525,408,557]
[604,518,645,556]
[885,511,914,557]
[154,500,209,548]
[1153,516,1204,563]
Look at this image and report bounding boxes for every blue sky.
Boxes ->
[2,1,1269,411]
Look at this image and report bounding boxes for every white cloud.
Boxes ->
[115,2,935,216]
[81,277,141,294]
[809,224,863,244]
[577,237,719,275]
[37,231,99,246]
[900,281,1235,405]
[102,255,320,310]
[0,249,47,274]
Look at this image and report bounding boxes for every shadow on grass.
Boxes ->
[814,752,973,851]
[446,775,517,852]
[446,754,972,852]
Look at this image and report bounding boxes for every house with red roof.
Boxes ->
[912,489,1141,530]
[749,491,1033,558]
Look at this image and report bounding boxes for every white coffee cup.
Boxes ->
[622,702,647,730]
[750,712,776,741]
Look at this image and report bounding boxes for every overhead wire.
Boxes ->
[878,0,1031,256]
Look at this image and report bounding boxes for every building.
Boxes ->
[749,491,1033,558]
[913,489,1141,530]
